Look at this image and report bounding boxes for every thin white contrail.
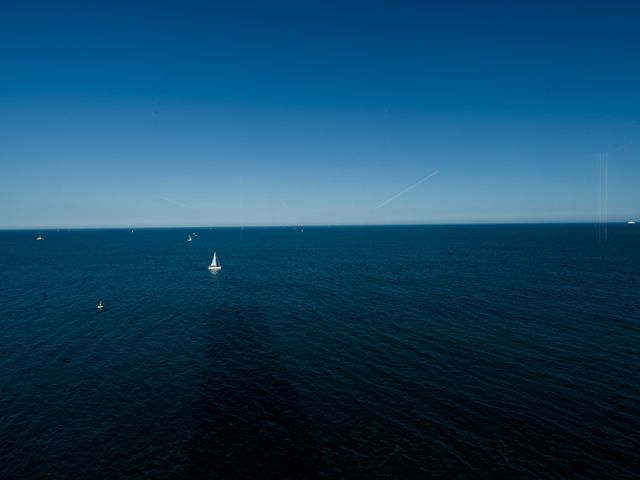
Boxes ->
[160,196,192,209]
[376,170,439,209]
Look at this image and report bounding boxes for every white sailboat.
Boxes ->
[187,234,192,242]
[208,252,221,271]
[36,232,44,241]
[97,300,104,310]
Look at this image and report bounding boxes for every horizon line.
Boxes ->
[0,220,635,230]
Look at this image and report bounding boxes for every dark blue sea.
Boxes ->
[1,225,639,479]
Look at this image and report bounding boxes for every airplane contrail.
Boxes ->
[376,170,439,209]
[160,196,192,209]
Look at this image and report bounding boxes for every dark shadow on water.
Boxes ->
[186,305,321,480]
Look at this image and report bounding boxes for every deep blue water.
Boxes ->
[1,225,639,479]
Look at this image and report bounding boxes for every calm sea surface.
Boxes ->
[1,225,638,479]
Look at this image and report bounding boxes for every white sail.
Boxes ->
[208,251,221,270]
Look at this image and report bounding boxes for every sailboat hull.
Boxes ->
[208,266,221,271]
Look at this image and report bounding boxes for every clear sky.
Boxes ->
[1,0,638,227]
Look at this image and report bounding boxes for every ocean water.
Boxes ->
[0,225,638,479]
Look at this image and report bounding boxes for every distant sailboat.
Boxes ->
[628,221,636,225]
[208,252,221,271]
[187,234,192,242]
[97,300,104,310]
[36,232,44,241]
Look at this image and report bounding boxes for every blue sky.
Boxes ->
[1,0,638,227]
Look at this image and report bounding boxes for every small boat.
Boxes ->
[628,221,636,225]
[187,234,192,242]
[97,300,104,310]
[36,232,44,241]
[192,232,198,237]
[208,252,222,271]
